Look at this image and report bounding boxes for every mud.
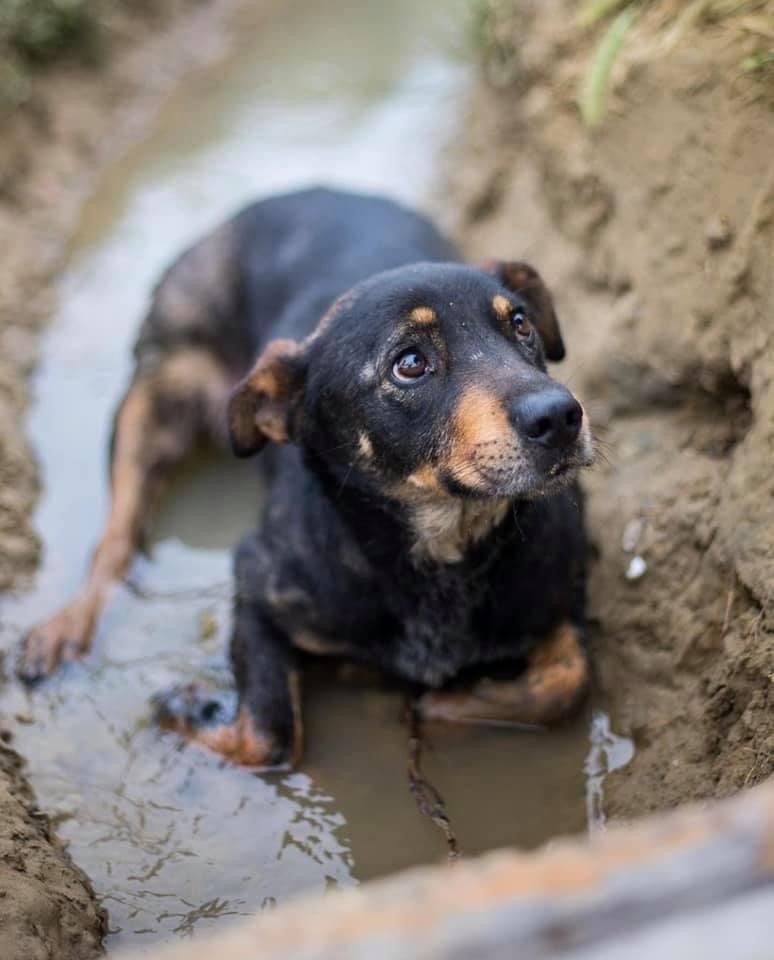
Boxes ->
[447,0,774,817]
[0,1,263,957]
[0,745,107,959]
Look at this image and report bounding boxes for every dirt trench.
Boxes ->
[446,0,774,817]
[0,0,772,953]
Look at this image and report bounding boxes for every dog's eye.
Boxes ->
[392,350,430,381]
[510,308,535,343]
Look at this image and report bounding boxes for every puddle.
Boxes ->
[0,0,632,951]
[585,710,636,831]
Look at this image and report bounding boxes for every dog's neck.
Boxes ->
[407,496,511,565]
[305,450,512,567]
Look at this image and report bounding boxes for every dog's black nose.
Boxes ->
[511,387,583,449]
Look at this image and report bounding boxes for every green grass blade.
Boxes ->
[581,4,640,128]
[578,0,632,27]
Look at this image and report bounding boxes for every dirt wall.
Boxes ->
[0,746,107,959]
[447,0,774,817]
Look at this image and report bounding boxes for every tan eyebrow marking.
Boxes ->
[409,306,436,325]
[492,294,512,318]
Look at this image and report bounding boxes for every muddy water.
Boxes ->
[0,0,631,951]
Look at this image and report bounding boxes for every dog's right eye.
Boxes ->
[392,349,430,381]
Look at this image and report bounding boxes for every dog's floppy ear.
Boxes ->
[228,338,307,457]
[480,259,565,362]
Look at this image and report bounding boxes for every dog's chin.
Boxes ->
[514,463,580,500]
[466,450,594,501]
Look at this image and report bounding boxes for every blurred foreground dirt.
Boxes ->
[118,779,774,960]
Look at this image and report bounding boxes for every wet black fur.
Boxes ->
[141,188,588,763]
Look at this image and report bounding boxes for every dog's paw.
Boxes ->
[151,685,287,769]
[17,607,93,685]
[151,684,238,733]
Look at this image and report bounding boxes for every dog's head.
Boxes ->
[229,261,593,504]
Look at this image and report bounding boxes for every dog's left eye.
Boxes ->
[392,349,430,381]
[510,308,535,344]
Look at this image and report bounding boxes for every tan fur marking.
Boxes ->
[229,339,302,450]
[292,630,348,656]
[396,469,509,564]
[242,339,299,402]
[409,306,436,325]
[394,391,515,563]
[163,705,276,768]
[357,433,374,460]
[419,621,589,727]
[288,670,304,768]
[492,294,512,319]
[20,350,232,679]
[447,385,515,488]
[409,498,510,565]
[405,464,444,493]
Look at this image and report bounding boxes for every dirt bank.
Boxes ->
[448,0,773,817]
[0,1,254,955]
[0,746,107,959]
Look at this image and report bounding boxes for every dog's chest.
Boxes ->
[386,558,496,687]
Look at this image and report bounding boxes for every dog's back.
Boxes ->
[136,187,458,376]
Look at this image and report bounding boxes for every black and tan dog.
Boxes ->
[19,187,594,768]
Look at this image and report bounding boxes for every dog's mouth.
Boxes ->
[455,436,595,501]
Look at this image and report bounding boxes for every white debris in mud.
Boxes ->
[585,710,635,831]
[705,214,733,250]
[626,555,648,581]
[621,518,645,553]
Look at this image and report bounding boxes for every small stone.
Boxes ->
[664,234,685,255]
[622,518,644,553]
[626,555,647,581]
[705,215,733,250]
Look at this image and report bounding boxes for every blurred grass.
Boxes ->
[472,0,774,125]
[0,0,134,114]
[579,0,774,125]
[580,4,639,127]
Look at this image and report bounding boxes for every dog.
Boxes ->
[19,187,595,768]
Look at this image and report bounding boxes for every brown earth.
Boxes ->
[0,745,107,959]
[0,1,252,956]
[446,0,774,817]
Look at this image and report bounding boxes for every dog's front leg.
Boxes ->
[418,621,589,729]
[153,599,302,770]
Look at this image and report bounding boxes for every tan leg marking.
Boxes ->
[287,669,305,768]
[419,621,589,728]
[158,672,304,770]
[160,706,277,768]
[19,350,232,682]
